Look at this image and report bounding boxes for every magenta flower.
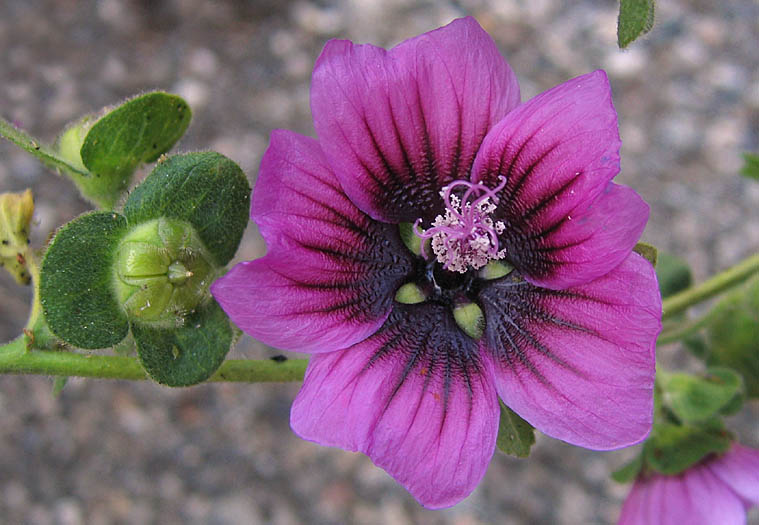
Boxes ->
[619,444,759,524]
[212,17,661,508]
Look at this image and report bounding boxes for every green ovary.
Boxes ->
[113,217,215,326]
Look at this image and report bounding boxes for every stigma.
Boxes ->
[415,177,508,273]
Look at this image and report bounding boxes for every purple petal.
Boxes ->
[211,130,414,353]
[619,469,748,525]
[311,16,520,223]
[290,304,499,508]
[478,252,661,450]
[472,70,639,289]
[708,444,759,508]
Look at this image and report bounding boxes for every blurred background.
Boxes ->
[1,0,757,523]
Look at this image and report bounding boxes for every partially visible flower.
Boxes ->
[0,188,34,285]
[213,17,662,508]
[619,443,759,525]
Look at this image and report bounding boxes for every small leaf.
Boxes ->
[81,91,191,174]
[644,419,732,475]
[124,152,250,266]
[612,454,643,483]
[40,211,129,349]
[496,402,536,458]
[705,276,759,398]
[741,153,759,181]
[656,252,692,298]
[132,299,233,386]
[659,368,744,424]
[58,93,192,209]
[618,0,655,48]
[682,333,709,360]
[633,242,658,267]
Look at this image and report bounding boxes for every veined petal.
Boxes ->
[478,253,660,450]
[618,469,748,525]
[472,70,634,289]
[311,16,520,223]
[290,304,500,508]
[251,130,375,250]
[211,131,414,353]
[708,444,759,507]
[514,182,648,289]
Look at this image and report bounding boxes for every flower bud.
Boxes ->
[56,117,93,173]
[113,217,216,326]
[0,189,34,285]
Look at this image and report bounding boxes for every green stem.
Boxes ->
[657,309,716,345]
[0,115,88,179]
[23,248,42,331]
[661,252,759,320]
[0,337,307,382]
[3,253,757,384]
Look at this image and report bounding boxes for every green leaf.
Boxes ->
[132,299,234,386]
[618,0,655,48]
[656,252,692,298]
[496,402,536,458]
[611,454,643,483]
[682,333,709,360]
[644,420,731,475]
[57,93,192,209]
[705,276,759,398]
[659,368,744,424]
[124,152,250,266]
[40,211,130,349]
[741,153,759,181]
[81,91,191,173]
[633,242,658,267]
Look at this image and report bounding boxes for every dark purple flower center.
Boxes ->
[395,178,520,339]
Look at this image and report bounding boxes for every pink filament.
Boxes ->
[414,177,507,272]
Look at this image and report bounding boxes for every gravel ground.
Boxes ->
[1,0,758,523]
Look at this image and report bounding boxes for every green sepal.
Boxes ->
[124,152,250,266]
[705,276,759,398]
[656,252,692,298]
[741,153,759,181]
[395,282,426,305]
[633,242,658,267]
[132,299,234,386]
[644,419,732,475]
[659,367,744,424]
[40,211,129,349]
[453,302,485,340]
[617,0,655,48]
[479,260,514,280]
[496,402,536,458]
[611,454,643,483]
[399,222,422,256]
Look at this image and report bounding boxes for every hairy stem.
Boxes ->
[0,115,88,179]
[657,309,716,345]
[661,252,759,320]
[23,248,42,331]
[0,337,307,382]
